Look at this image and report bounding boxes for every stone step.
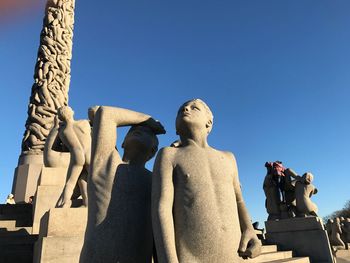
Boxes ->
[0,204,33,217]
[248,251,293,262]
[0,235,38,245]
[265,257,310,262]
[0,235,37,263]
[0,219,32,228]
[0,243,34,263]
[261,245,278,253]
[0,227,32,236]
[0,204,33,227]
[0,220,16,228]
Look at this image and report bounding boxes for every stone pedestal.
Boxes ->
[265,217,334,263]
[33,208,87,263]
[32,167,68,234]
[12,154,44,203]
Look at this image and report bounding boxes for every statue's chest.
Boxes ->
[173,151,233,189]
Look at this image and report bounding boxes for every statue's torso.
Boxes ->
[172,146,242,262]
[83,153,153,263]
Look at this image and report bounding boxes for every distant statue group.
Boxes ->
[327,217,350,250]
[263,161,318,220]
[42,99,262,262]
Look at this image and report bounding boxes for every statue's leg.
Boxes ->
[78,170,88,207]
[57,149,85,208]
[57,164,84,208]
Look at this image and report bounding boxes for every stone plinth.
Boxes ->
[13,164,43,203]
[32,167,68,234]
[33,208,87,263]
[265,217,334,263]
[38,208,87,238]
[34,236,84,263]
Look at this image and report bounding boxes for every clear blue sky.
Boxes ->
[1,0,349,225]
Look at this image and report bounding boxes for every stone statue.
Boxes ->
[283,168,299,217]
[44,118,70,169]
[330,218,345,248]
[341,218,350,244]
[21,0,75,155]
[152,99,261,262]
[53,106,92,208]
[263,164,282,220]
[295,172,318,217]
[326,219,333,238]
[44,106,92,207]
[80,106,165,263]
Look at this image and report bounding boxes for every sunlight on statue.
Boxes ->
[152,99,261,263]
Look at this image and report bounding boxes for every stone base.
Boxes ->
[34,236,84,263]
[32,167,68,234]
[33,208,87,263]
[12,164,43,203]
[32,186,63,234]
[265,217,334,263]
[38,208,87,238]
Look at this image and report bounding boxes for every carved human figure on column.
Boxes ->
[152,99,261,262]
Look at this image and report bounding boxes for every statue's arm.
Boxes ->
[152,148,179,263]
[91,106,163,163]
[229,152,261,259]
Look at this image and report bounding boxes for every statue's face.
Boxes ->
[176,100,211,135]
[302,173,313,184]
[122,126,157,159]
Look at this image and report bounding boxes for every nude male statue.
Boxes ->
[80,106,165,263]
[152,99,261,263]
[44,106,93,207]
[49,106,92,208]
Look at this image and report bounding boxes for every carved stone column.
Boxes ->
[13,0,75,202]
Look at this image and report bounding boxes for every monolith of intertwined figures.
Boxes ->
[12,0,76,203]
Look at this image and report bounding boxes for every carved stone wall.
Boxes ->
[21,0,75,155]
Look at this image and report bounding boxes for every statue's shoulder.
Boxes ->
[156,146,178,161]
[75,120,91,131]
[158,146,178,156]
[215,149,236,162]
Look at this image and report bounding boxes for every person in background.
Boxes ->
[6,194,15,205]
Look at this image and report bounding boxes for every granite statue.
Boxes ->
[152,99,261,262]
[294,172,318,217]
[21,0,75,154]
[80,106,165,263]
[263,162,282,220]
[54,106,92,208]
[341,218,350,244]
[330,218,345,248]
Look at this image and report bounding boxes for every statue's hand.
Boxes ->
[238,229,262,259]
[143,118,166,135]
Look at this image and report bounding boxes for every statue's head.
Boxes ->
[57,106,74,122]
[122,125,159,163]
[302,172,313,184]
[175,99,213,136]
